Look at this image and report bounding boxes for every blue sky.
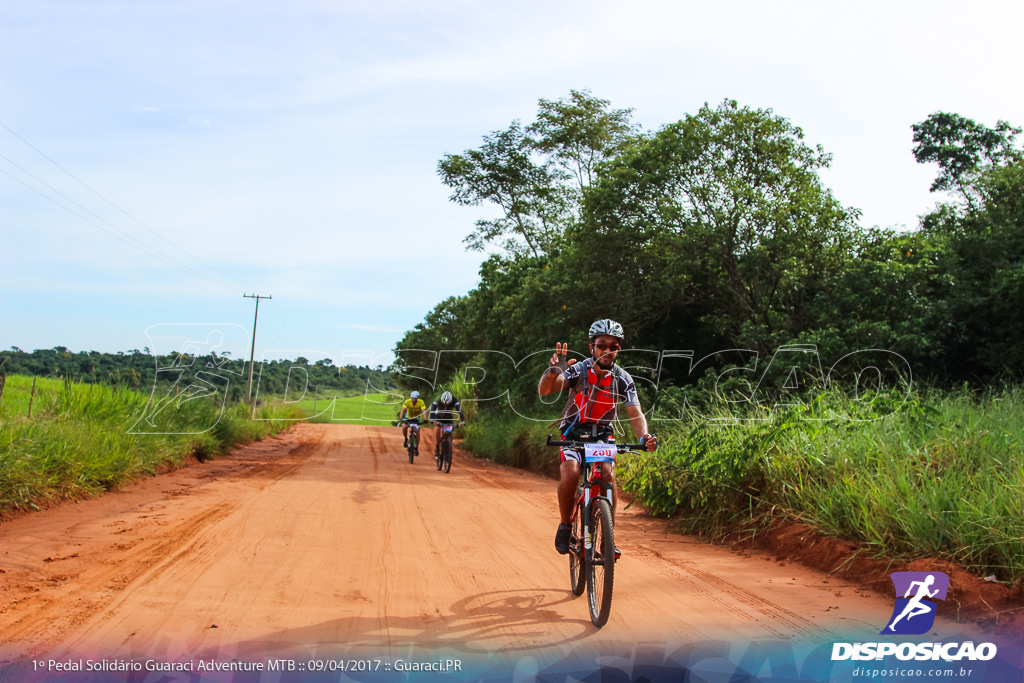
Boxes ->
[2,0,1022,367]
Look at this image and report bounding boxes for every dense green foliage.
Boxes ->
[401,94,1023,400]
[399,92,1024,580]
[0,375,304,513]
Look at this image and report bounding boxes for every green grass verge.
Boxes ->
[459,385,1024,584]
[0,375,305,513]
[616,386,1024,583]
[462,414,556,474]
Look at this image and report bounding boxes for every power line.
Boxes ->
[0,162,230,290]
[1,122,253,292]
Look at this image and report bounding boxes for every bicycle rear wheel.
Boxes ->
[568,495,586,596]
[586,498,615,627]
[442,437,452,473]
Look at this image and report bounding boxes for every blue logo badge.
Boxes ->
[881,571,949,635]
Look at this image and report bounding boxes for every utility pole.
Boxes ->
[243,293,272,407]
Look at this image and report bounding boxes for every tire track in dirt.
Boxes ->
[0,425,321,668]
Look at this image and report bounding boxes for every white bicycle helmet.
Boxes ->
[440,391,453,404]
[589,318,624,342]
[410,391,420,399]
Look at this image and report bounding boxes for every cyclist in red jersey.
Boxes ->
[538,319,657,555]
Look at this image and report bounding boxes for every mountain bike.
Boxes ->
[434,423,455,473]
[547,434,648,627]
[400,418,422,464]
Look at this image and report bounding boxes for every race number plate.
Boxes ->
[583,443,616,463]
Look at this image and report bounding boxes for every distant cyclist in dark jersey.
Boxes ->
[398,391,427,448]
[537,319,657,555]
[429,391,465,460]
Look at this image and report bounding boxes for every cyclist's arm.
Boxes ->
[538,371,566,395]
[624,404,656,450]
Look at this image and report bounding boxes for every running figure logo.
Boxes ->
[881,572,949,635]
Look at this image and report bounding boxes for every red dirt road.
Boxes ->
[0,424,1006,680]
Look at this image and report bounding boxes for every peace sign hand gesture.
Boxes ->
[539,342,575,394]
[548,342,574,374]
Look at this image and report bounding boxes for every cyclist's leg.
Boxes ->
[558,458,581,525]
[555,455,580,554]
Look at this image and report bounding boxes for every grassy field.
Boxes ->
[462,385,1024,584]
[0,375,304,513]
[283,391,406,424]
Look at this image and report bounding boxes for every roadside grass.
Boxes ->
[462,413,555,473]
[0,375,304,513]
[615,385,1024,583]
[457,383,1024,584]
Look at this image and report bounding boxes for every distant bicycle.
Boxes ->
[547,434,649,627]
[399,417,422,464]
[434,423,456,473]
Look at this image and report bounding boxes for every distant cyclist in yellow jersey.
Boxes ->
[398,391,427,448]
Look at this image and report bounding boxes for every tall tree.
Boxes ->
[912,112,1021,206]
[437,121,566,258]
[527,89,638,193]
[921,159,1024,380]
[437,91,640,259]
[582,99,858,354]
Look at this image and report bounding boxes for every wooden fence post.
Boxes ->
[28,376,38,417]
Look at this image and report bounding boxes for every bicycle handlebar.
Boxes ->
[546,434,647,451]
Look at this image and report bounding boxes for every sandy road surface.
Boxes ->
[0,424,996,680]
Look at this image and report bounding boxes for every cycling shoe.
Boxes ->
[555,523,572,555]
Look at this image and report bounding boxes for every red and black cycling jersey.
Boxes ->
[558,358,639,434]
[430,400,465,425]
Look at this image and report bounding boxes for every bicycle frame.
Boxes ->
[436,423,454,472]
[401,417,422,463]
[564,441,616,561]
[402,417,421,439]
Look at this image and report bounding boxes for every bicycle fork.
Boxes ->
[582,470,612,563]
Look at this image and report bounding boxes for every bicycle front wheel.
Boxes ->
[442,437,452,473]
[408,432,416,464]
[586,498,615,627]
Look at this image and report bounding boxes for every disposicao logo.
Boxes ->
[881,571,949,635]
[831,570,998,663]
